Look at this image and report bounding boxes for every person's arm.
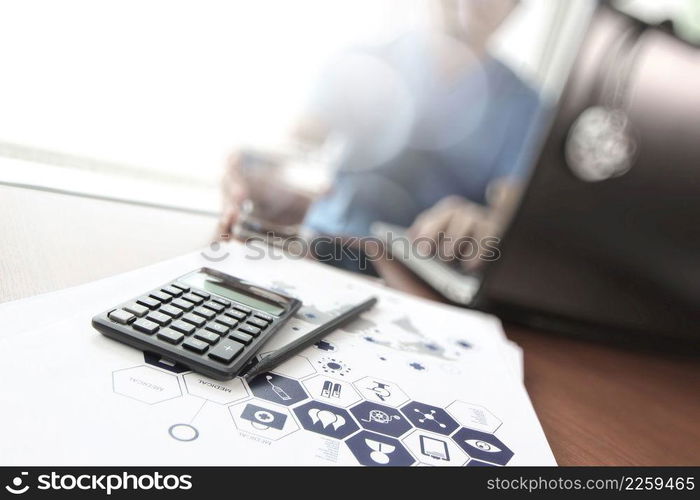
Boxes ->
[216,116,329,237]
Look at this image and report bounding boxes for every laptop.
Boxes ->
[373,5,700,348]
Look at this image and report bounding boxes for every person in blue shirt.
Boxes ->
[220,0,541,267]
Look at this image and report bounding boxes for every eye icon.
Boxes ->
[465,439,501,453]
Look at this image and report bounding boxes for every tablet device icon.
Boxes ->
[419,435,450,461]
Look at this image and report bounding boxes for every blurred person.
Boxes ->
[220,0,541,269]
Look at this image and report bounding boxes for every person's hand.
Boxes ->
[216,151,249,238]
[408,179,522,268]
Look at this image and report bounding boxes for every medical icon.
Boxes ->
[295,401,358,439]
[241,403,287,430]
[401,429,468,466]
[361,409,401,425]
[464,439,502,453]
[353,376,409,407]
[345,431,415,466]
[316,357,351,376]
[367,381,391,401]
[302,375,362,408]
[446,400,502,433]
[230,400,299,440]
[308,408,346,430]
[351,401,412,437]
[414,408,446,428]
[401,401,459,435]
[420,435,450,461]
[321,380,342,399]
[248,372,309,406]
[266,375,291,401]
[365,439,395,464]
[453,427,514,465]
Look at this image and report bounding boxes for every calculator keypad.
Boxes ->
[98,279,293,379]
[208,340,244,363]
[133,318,159,334]
[158,328,184,344]
[182,313,206,328]
[182,293,204,305]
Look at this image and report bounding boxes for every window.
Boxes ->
[0,0,582,212]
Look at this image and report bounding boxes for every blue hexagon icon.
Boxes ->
[346,431,415,466]
[401,401,459,435]
[453,427,514,465]
[350,401,413,438]
[293,400,359,439]
[248,372,308,407]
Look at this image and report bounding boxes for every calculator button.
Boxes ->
[171,298,194,312]
[157,328,184,345]
[239,324,261,336]
[171,282,190,292]
[133,318,159,335]
[194,330,220,345]
[136,296,160,310]
[182,337,209,354]
[149,291,172,303]
[108,309,135,325]
[224,310,247,320]
[191,289,211,300]
[193,306,216,321]
[202,301,225,314]
[205,322,230,335]
[146,311,172,326]
[123,303,149,317]
[211,297,231,308]
[253,312,274,323]
[247,317,269,329]
[215,316,238,329]
[160,305,183,319]
[208,340,244,364]
[181,293,204,305]
[170,320,196,335]
[228,331,253,345]
[182,313,206,328]
[161,286,183,297]
[233,304,252,314]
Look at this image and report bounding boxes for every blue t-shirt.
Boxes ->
[304,33,543,236]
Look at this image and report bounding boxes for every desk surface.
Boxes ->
[3,184,699,465]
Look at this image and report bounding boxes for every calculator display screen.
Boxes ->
[180,272,285,315]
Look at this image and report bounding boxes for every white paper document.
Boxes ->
[0,242,554,466]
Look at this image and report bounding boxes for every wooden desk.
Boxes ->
[374,256,700,466]
[3,184,699,465]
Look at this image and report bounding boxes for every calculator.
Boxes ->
[92,268,301,380]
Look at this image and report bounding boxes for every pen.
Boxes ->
[241,296,378,380]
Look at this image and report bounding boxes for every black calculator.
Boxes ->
[92,268,301,380]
